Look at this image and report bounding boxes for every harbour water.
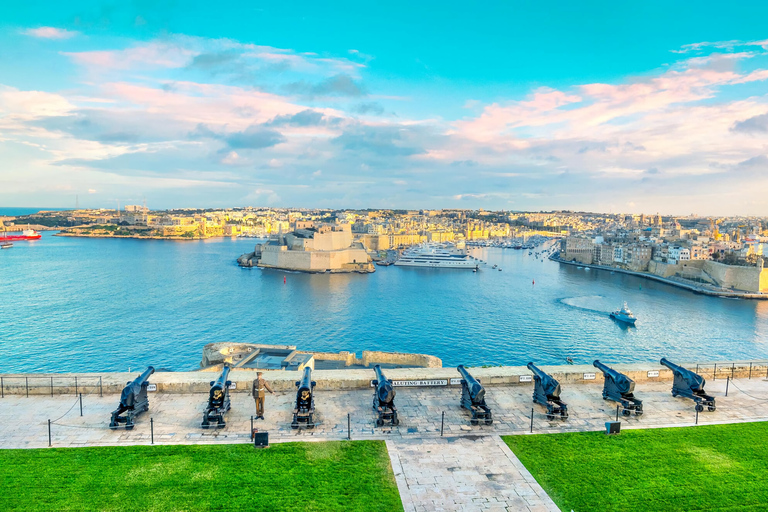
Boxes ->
[1,233,767,373]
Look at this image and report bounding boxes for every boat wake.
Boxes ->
[558,295,611,314]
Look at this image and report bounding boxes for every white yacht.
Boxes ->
[395,243,482,270]
[610,303,637,325]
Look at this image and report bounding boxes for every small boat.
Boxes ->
[492,264,498,269]
[1,242,12,249]
[610,303,637,325]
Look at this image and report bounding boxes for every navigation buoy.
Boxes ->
[532,279,535,286]
[284,276,286,284]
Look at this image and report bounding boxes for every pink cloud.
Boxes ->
[22,27,78,39]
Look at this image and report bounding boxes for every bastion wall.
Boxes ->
[2,362,766,396]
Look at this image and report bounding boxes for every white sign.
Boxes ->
[370,379,448,387]
[228,383,237,390]
[647,370,660,378]
[146,384,157,392]
[449,378,462,385]
[519,375,532,383]
[583,373,596,380]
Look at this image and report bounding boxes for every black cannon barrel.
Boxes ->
[134,366,155,385]
[457,365,485,402]
[660,357,683,373]
[594,360,635,393]
[298,366,313,392]
[593,360,613,374]
[661,357,705,390]
[211,365,231,389]
[117,366,154,410]
[373,364,395,404]
[527,362,561,397]
[526,362,546,379]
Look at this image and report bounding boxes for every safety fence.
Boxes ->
[0,376,103,398]
[22,378,768,448]
[689,361,768,381]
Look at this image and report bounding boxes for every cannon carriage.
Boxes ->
[660,358,716,412]
[527,363,568,420]
[109,366,154,430]
[457,365,492,425]
[292,367,316,429]
[202,365,232,428]
[372,365,399,426]
[593,360,643,416]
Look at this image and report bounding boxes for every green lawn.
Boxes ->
[0,441,403,512]
[504,422,768,512]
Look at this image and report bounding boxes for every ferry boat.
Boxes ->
[610,303,637,325]
[395,243,482,270]
[1,242,12,249]
[0,229,42,241]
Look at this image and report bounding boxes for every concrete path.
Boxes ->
[387,435,559,512]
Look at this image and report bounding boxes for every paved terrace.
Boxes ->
[1,374,767,448]
[2,366,767,512]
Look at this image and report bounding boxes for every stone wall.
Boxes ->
[648,259,767,293]
[4,361,766,395]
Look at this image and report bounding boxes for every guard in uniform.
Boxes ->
[251,372,274,419]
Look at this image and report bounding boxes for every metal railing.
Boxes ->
[690,361,768,381]
[0,376,103,398]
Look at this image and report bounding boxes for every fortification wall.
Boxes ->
[3,361,765,395]
[703,260,762,293]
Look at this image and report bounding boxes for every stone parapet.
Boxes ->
[2,361,767,396]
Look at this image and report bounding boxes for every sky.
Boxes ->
[1,1,767,215]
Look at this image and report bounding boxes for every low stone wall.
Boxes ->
[360,351,442,368]
[3,361,766,396]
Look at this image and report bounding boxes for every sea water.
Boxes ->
[1,232,767,372]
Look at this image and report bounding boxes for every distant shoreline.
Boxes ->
[551,255,768,300]
[54,232,219,241]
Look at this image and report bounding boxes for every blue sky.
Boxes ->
[1,2,768,214]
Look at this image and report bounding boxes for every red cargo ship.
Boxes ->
[0,229,42,241]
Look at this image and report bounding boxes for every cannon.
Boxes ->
[292,367,316,429]
[527,363,568,420]
[457,365,492,425]
[109,366,154,430]
[593,360,643,416]
[660,358,716,412]
[372,365,399,426]
[202,365,232,428]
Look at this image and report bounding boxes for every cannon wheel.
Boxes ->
[470,419,478,426]
[392,418,400,426]
[486,419,493,425]
[635,410,644,416]
[708,406,716,412]
[546,414,555,421]
[695,404,704,413]
[376,418,384,427]
[622,409,631,417]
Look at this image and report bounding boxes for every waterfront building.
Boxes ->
[239,223,374,273]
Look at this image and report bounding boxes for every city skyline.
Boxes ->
[2,2,768,215]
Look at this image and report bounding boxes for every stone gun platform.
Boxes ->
[2,369,767,512]
[2,376,767,449]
